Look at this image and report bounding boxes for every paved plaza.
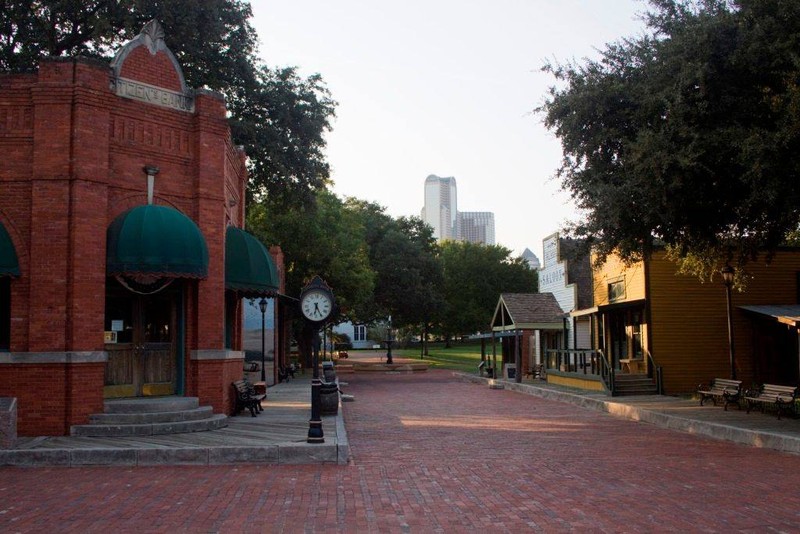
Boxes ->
[2,368,800,532]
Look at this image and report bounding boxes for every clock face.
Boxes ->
[301,290,332,322]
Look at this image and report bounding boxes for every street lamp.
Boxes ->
[386,315,393,364]
[259,297,267,383]
[721,265,736,380]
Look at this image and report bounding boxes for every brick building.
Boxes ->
[0,21,281,436]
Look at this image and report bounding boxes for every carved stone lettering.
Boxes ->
[113,77,194,113]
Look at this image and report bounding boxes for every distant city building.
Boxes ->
[458,212,495,245]
[421,175,495,244]
[421,175,458,241]
[521,248,541,270]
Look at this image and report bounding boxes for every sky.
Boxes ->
[251,0,649,261]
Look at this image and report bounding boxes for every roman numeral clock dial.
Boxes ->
[299,277,334,324]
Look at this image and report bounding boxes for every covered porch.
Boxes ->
[489,293,565,382]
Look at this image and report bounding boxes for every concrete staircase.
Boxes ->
[614,374,659,396]
[71,397,227,437]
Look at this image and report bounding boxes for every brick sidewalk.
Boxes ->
[2,369,800,532]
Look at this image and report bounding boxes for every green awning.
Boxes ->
[225,226,279,296]
[0,222,20,277]
[107,205,208,278]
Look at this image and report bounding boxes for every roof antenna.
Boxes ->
[143,165,159,205]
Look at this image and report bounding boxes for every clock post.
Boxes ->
[299,276,335,444]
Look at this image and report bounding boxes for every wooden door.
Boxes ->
[104,285,177,398]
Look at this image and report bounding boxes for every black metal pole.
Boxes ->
[273,300,279,386]
[260,299,266,382]
[386,316,393,364]
[307,329,324,443]
[725,284,737,380]
[515,329,522,383]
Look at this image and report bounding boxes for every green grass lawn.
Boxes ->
[393,342,487,372]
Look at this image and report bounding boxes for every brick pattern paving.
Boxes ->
[2,370,800,532]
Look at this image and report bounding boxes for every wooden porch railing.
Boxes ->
[544,348,601,374]
[646,352,663,394]
[544,348,614,395]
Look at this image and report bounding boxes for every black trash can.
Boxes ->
[320,381,339,416]
[322,361,336,383]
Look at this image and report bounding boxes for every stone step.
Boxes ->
[615,384,659,396]
[615,379,656,387]
[103,396,199,414]
[614,374,658,396]
[615,389,659,396]
[89,406,214,425]
[70,414,228,437]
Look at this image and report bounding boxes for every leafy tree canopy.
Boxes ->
[539,0,800,279]
[247,191,375,321]
[0,0,336,208]
[345,199,445,329]
[437,241,538,339]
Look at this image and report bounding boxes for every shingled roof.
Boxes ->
[491,293,565,331]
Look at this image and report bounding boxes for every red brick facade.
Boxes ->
[0,23,273,435]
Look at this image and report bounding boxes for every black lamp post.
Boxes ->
[308,329,323,443]
[386,315,393,364]
[259,297,267,383]
[721,265,736,380]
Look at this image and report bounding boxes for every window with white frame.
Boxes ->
[354,324,367,342]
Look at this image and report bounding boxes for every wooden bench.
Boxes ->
[744,384,799,419]
[232,379,266,417]
[697,378,742,410]
[525,364,545,380]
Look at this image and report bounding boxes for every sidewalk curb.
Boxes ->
[457,373,800,455]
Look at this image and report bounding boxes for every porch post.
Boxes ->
[491,331,497,379]
[515,329,522,383]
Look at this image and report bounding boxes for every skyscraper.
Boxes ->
[458,212,496,245]
[521,248,541,270]
[421,174,458,241]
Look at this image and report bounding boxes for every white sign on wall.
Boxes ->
[540,235,565,292]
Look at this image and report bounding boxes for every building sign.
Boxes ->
[543,235,558,267]
[113,77,194,113]
[539,234,565,291]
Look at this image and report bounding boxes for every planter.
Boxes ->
[322,361,336,383]
[320,382,339,416]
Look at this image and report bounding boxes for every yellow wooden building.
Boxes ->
[570,249,800,395]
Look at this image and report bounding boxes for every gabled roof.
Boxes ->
[491,293,565,331]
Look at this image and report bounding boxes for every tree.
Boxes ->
[247,191,375,320]
[437,242,538,342]
[230,67,336,207]
[346,199,445,333]
[0,0,336,208]
[539,0,800,280]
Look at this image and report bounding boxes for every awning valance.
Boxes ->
[0,221,20,277]
[107,205,208,279]
[225,226,279,297]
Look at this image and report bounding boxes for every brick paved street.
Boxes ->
[2,370,800,533]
